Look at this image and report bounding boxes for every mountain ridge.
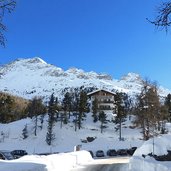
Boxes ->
[0,57,170,100]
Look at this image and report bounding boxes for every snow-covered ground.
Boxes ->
[0,112,171,170]
[0,112,139,171]
[0,151,93,171]
[129,134,171,171]
[0,113,143,154]
[2,134,171,171]
[0,58,170,170]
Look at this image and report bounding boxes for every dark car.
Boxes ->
[88,150,94,158]
[127,147,137,156]
[0,150,14,160]
[11,150,28,159]
[36,152,51,156]
[117,149,128,156]
[96,150,105,157]
[107,149,117,156]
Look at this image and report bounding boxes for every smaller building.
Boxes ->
[87,89,115,110]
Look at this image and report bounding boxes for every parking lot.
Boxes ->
[72,156,130,171]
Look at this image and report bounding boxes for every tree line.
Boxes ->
[0,92,28,123]
[133,80,171,140]
[1,81,171,145]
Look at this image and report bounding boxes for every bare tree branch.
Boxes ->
[147,2,171,33]
[0,0,16,47]
[0,22,6,47]
[0,0,16,15]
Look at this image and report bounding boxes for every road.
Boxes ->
[71,157,130,171]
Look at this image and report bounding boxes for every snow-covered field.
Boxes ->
[0,112,171,170]
[0,113,143,154]
[129,134,171,171]
[2,134,171,171]
[0,112,137,171]
[0,151,93,171]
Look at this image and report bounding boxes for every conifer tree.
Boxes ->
[134,80,161,140]
[22,124,28,139]
[40,113,45,130]
[160,104,169,134]
[92,98,98,122]
[78,90,88,129]
[62,92,72,124]
[26,97,46,136]
[72,89,80,131]
[54,97,59,120]
[114,92,127,141]
[99,111,107,133]
[46,93,56,145]
[164,94,171,122]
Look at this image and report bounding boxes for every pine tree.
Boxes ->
[62,92,72,124]
[160,105,168,134]
[164,94,171,122]
[72,89,80,112]
[26,97,46,118]
[114,92,127,141]
[26,97,46,136]
[72,89,80,131]
[78,90,88,129]
[92,98,98,122]
[99,111,107,133]
[54,97,59,120]
[134,80,161,140]
[22,124,28,139]
[46,93,56,145]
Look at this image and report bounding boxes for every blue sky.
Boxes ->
[1,0,171,89]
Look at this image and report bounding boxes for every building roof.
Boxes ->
[87,89,115,96]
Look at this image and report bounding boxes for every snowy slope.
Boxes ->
[130,134,171,171]
[1,113,171,171]
[0,57,170,101]
[0,114,143,154]
[0,151,93,171]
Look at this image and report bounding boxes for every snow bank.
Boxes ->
[0,150,93,171]
[129,134,171,171]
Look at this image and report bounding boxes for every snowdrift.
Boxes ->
[129,134,171,171]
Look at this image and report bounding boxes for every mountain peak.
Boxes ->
[26,57,47,64]
[67,67,84,74]
[120,72,142,83]
[13,57,47,65]
[0,57,169,100]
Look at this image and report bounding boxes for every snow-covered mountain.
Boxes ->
[0,57,170,100]
[1,57,171,171]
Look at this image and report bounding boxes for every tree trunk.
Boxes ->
[119,118,122,141]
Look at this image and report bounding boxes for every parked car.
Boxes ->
[117,149,128,156]
[0,150,14,160]
[127,147,137,156]
[96,150,105,157]
[107,149,117,156]
[88,150,94,158]
[11,150,28,159]
[36,152,51,156]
